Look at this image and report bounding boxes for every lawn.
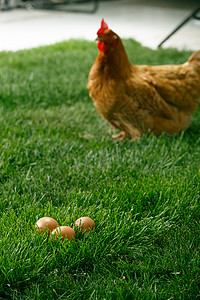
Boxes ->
[0,39,200,299]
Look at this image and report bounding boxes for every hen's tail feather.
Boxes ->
[188,50,200,105]
[188,50,200,63]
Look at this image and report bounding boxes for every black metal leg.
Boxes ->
[158,6,200,48]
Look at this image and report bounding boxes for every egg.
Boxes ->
[52,226,76,241]
[35,217,59,235]
[75,217,95,233]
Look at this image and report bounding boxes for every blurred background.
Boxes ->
[0,0,200,51]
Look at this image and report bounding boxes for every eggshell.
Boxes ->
[75,217,95,233]
[52,226,76,241]
[35,217,59,235]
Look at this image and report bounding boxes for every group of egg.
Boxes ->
[35,216,95,241]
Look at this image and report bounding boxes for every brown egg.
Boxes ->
[35,217,59,235]
[75,217,95,233]
[52,226,76,241]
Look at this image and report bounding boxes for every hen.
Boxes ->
[87,19,200,140]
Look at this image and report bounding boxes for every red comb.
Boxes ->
[97,18,109,36]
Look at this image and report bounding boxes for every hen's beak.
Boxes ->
[95,36,103,42]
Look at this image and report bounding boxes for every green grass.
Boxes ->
[0,39,200,299]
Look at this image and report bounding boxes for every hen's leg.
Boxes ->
[112,131,127,140]
[112,128,142,141]
[109,118,142,141]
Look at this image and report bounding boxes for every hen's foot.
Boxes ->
[112,131,127,140]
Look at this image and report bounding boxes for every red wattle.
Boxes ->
[97,41,109,53]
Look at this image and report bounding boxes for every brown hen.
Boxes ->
[88,19,200,140]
